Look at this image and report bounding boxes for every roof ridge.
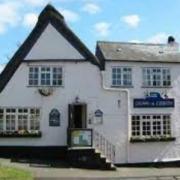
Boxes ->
[38,4,64,22]
[97,41,167,46]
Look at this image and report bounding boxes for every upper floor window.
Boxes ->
[143,67,171,87]
[29,67,39,86]
[29,66,63,86]
[112,67,132,87]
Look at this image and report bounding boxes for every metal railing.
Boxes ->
[93,130,115,163]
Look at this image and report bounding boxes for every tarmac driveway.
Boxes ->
[1,158,180,179]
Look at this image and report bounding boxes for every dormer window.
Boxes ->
[29,66,63,87]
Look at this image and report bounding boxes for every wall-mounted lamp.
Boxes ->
[75,96,80,103]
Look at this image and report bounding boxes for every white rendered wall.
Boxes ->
[24,23,85,60]
[0,21,129,164]
[4,19,180,164]
[0,61,128,164]
[105,61,180,163]
[2,59,180,164]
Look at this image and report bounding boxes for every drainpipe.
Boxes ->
[100,70,131,163]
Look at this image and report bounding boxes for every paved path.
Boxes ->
[1,158,180,179]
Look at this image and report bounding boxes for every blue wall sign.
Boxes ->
[95,110,103,117]
[134,92,175,108]
[49,109,61,126]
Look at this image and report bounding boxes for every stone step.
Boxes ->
[68,147,116,170]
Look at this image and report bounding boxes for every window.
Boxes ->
[0,108,40,132]
[142,116,151,136]
[18,109,28,131]
[163,115,171,135]
[131,115,140,136]
[112,67,132,86]
[53,67,63,86]
[30,109,40,130]
[29,66,63,86]
[0,109,4,131]
[163,69,171,86]
[152,115,161,136]
[131,114,171,138]
[6,109,16,132]
[41,67,51,86]
[29,67,39,86]
[143,67,171,87]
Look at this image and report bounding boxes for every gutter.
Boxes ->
[100,70,131,163]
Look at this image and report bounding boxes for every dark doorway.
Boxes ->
[68,104,87,129]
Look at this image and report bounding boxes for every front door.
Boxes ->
[68,104,87,129]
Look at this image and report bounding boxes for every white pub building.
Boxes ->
[0,4,179,169]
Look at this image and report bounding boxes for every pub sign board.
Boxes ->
[134,92,175,108]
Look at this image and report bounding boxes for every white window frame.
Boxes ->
[18,108,29,131]
[131,114,172,138]
[41,67,51,86]
[28,66,63,87]
[5,108,16,132]
[0,107,41,132]
[112,66,132,87]
[29,108,40,131]
[29,67,39,86]
[0,109,4,131]
[142,67,171,87]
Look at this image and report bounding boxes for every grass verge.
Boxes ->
[0,166,33,180]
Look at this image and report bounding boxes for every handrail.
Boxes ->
[93,130,115,163]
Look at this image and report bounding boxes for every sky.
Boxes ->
[0,0,180,71]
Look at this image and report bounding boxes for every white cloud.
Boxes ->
[82,3,101,14]
[94,22,111,37]
[23,13,38,28]
[147,33,168,43]
[129,40,141,43]
[0,64,6,73]
[0,2,21,34]
[121,14,140,28]
[24,0,48,7]
[59,9,79,22]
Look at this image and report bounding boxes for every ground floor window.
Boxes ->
[0,108,40,132]
[131,114,171,139]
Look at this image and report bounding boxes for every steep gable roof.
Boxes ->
[0,4,101,93]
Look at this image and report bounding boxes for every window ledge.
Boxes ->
[141,86,172,89]
[0,131,42,138]
[130,137,176,143]
[111,85,134,88]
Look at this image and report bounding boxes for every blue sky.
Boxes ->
[0,0,180,70]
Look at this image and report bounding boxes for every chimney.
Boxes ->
[168,36,175,44]
[167,36,179,52]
